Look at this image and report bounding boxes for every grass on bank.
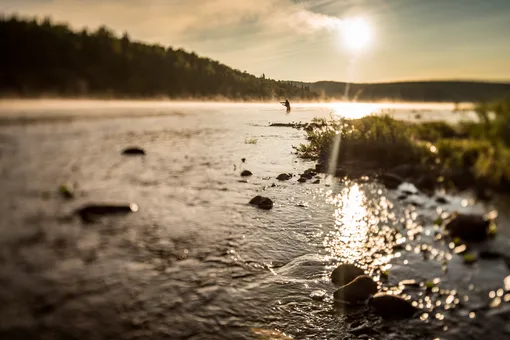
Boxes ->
[295,97,510,191]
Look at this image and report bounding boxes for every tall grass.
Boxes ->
[296,97,510,191]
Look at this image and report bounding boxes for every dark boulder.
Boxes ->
[369,293,417,319]
[378,173,404,190]
[75,203,138,222]
[249,196,273,210]
[331,263,365,286]
[333,275,378,304]
[276,173,292,181]
[241,170,253,177]
[312,179,320,184]
[297,177,307,183]
[122,147,146,155]
[445,213,491,242]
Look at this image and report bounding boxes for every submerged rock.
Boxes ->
[312,179,320,184]
[378,173,403,190]
[122,147,146,155]
[75,203,138,222]
[331,263,365,286]
[249,196,273,210]
[297,177,307,183]
[435,196,449,204]
[276,173,292,181]
[445,213,491,242]
[241,170,253,177]
[369,293,417,319]
[333,275,378,304]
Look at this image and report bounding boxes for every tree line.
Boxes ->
[0,15,319,100]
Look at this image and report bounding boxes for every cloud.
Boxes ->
[2,0,346,42]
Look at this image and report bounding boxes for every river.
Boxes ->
[0,100,508,340]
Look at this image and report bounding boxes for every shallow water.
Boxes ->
[0,101,508,340]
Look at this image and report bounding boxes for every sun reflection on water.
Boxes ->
[323,182,396,275]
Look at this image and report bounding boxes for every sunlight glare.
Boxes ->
[341,18,372,52]
[330,102,380,119]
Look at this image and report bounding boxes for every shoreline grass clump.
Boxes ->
[295,97,510,194]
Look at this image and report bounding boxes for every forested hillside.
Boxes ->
[0,16,318,100]
[306,81,510,103]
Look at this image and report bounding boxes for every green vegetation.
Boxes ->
[296,97,510,193]
[245,137,258,144]
[0,16,318,100]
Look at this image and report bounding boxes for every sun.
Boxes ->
[341,17,372,52]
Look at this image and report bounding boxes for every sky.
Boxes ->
[2,0,510,83]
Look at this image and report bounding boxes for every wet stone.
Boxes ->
[75,203,139,222]
[333,275,378,304]
[435,196,449,204]
[297,177,307,183]
[369,293,417,319]
[249,196,273,210]
[276,173,292,181]
[122,147,146,155]
[312,179,320,184]
[331,264,366,286]
[445,213,491,242]
[241,170,253,177]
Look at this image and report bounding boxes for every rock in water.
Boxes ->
[241,170,253,177]
[331,263,365,286]
[249,196,273,210]
[122,147,146,155]
[297,177,307,183]
[445,213,491,242]
[369,293,417,319]
[378,173,403,190]
[333,275,378,304]
[276,173,292,181]
[75,203,138,222]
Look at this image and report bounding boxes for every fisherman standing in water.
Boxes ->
[281,98,291,112]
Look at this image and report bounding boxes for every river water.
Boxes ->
[0,101,509,340]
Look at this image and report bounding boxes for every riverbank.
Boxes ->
[294,98,510,199]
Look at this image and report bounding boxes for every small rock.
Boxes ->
[58,184,74,199]
[301,172,314,180]
[378,173,403,190]
[276,173,292,181]
[312,179,320,184]
[241,158,246,163]
[122,147,145,155]
[304,168,317,176]
[75,203,138,222]
[416,175,437,194]
[333,275,378,304]
[241,170,253,177]
[479,250,502,260]
[331,263,365,286]
[435,196,449,204]
[310,290,327,301]
[463,253,477,265]
[369,293,417,319]
[249,196,273,210]
[271,183,276,187]
[397,194,407,200]
[445,213,491,242]
[297,177,307,183]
